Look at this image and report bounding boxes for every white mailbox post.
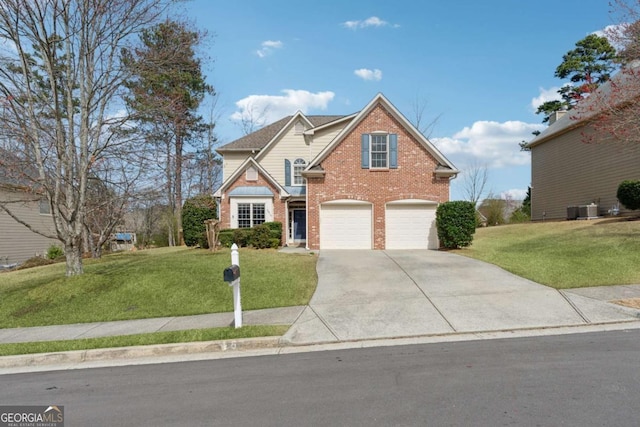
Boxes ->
[223,244,242,328]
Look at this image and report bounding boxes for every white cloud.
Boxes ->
[432,120,545,169]
[256,40,283,58]
[231,90,335,125]
[530,86,561,111]
[342,16,396,30]
[354,68,382,81]
[592,24,627,50]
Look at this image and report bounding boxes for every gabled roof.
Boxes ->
[217,116,293,153]
[306,93,458,176]
[528,60,640,149]
[303,114,357,135]
[0,148,39,189]
[213,157,289,199]
[217,114,347,154]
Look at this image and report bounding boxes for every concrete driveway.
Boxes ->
[282,250,638,344]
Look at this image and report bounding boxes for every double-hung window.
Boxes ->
[361,133,398,169]
[237,203,265,228]
[370,134,389,169]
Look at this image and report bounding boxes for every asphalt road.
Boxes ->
[2,330,640,426]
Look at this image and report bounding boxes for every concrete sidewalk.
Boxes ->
[0,306,305,344]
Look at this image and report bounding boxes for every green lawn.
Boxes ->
[0,247,317,328]
[0,325,288,357]
[453,218,640,289]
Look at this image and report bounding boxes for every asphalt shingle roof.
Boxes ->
[217,115,348,152]
[0,148,37,188]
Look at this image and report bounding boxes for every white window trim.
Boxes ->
[292,158,307,186]
[369,133,389,169]
[230,197,274,228]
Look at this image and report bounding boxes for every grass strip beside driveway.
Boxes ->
[0,325,288,357]
[454,218,640,289]
[0,247,317,329]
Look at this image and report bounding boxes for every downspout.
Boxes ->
[305,177,310,251]
[284,197,289,247]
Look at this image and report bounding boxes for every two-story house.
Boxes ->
[0,149,58,265]
[214,93,458,250]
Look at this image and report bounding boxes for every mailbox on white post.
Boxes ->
[223,265,240,283]
[223,244,242,328]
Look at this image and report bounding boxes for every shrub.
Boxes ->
[617,180,640,210]
[250,224,278,249]
[219,223,282,249]
[509,209,530,224]
[232,228,252,247]
[269,238,281,249]
[46,244,64,260]
[182,195,217,248]
[218,229,234,247]
[436,201,476,249]
[263,221,282,243]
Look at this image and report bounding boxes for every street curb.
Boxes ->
[0,336,281,369]
[3,320,640,372]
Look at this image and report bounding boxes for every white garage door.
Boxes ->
[320,203,372,249]
[386,203,438,249]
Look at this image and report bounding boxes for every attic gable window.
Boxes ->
[246,166,258,181]
[361,133,398,169]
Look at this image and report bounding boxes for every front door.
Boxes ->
[292,209,306,241]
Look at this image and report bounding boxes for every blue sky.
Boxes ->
[180,0,616,201]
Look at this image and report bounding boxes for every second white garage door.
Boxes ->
[385,202,438,249]
[320,202,372,249]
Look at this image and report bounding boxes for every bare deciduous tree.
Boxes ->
[236,101,270,135]
[460,162,489,207]
[409,94,442,139]
[0,0,169,276]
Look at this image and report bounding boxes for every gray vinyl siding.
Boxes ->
[0,188,58,265]
[531,127,640,220]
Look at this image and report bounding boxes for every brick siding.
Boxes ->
[306,104,450,249]
[219,170,286,244]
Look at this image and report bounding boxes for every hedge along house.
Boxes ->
[214,93,458,250]
[527,62,640,220]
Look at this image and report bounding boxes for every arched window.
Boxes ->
[293,158,306,186]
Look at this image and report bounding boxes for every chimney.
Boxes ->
[548,110,567,125]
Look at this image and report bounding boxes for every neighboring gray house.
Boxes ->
[527,64,640,221]
[0,151,58,265]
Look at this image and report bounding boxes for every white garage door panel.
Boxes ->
[386,204,437,249]
[320,204,372,249]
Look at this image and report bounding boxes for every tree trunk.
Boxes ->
[64,240,84,276]
[175,129,184,245]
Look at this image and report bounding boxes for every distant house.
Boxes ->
[527,63,640,220]
[0,151,58,265]
[214,93,458,250]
